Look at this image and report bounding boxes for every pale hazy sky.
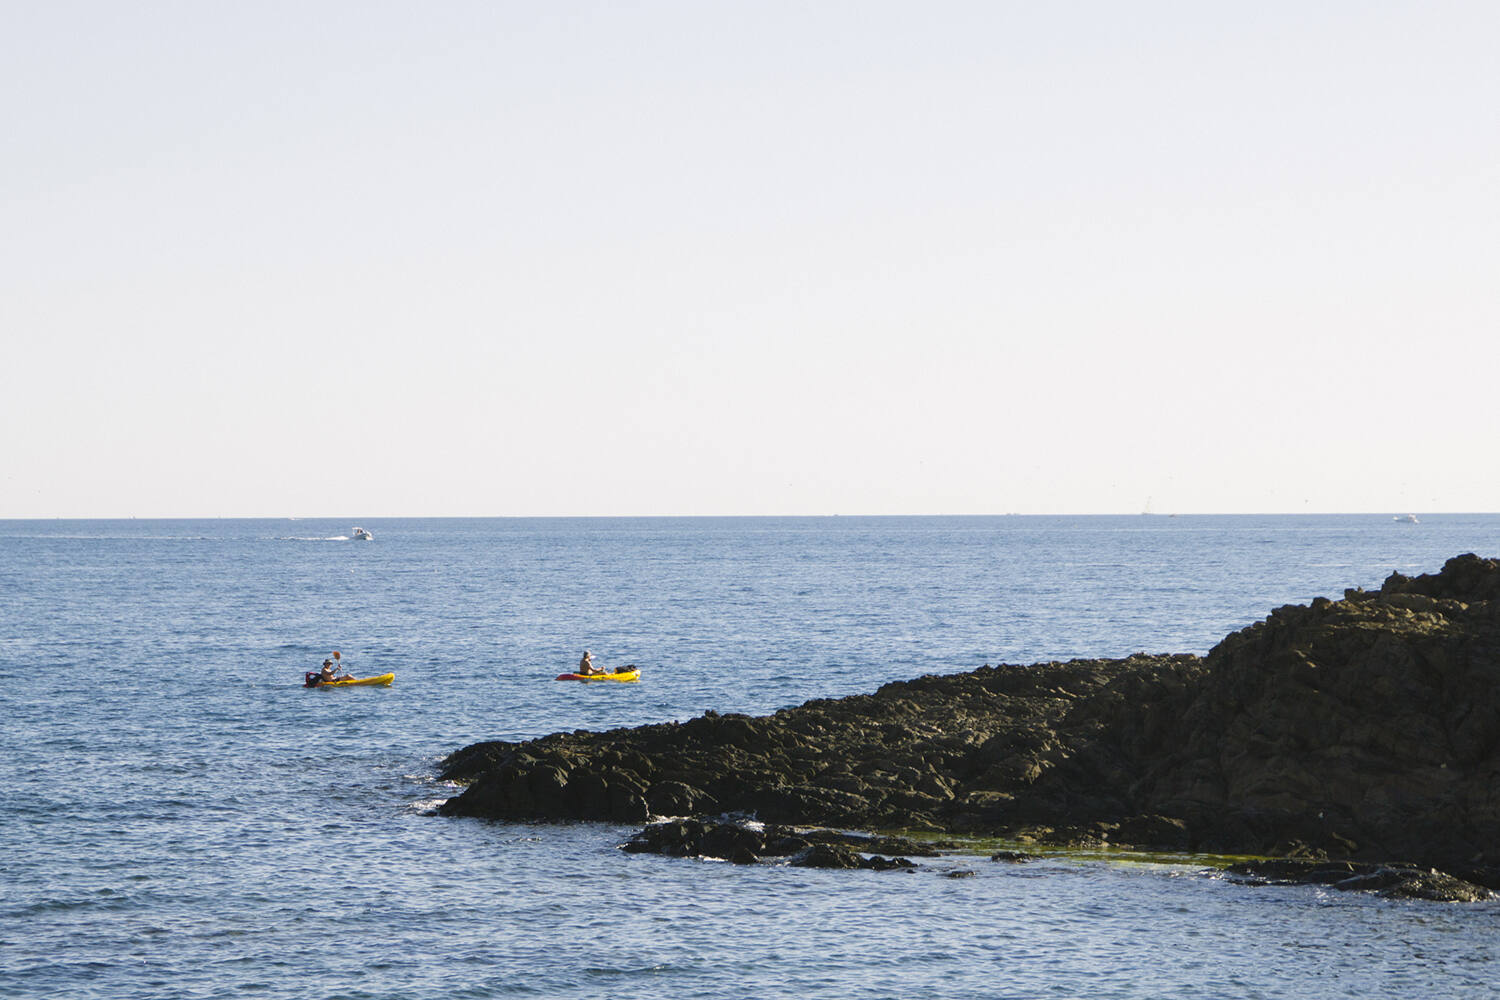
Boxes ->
[4,2,1496,517]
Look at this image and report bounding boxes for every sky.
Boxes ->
[3,1,1497,517]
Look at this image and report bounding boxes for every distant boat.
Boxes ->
[352,526,374,540]
[1393,514,1419,524]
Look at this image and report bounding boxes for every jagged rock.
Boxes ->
[1140,553,1500,868]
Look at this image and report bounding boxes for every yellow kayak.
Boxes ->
[305,672,394,688]
[555,667,640,683]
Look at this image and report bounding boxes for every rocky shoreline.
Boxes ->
[437,555,1500,899]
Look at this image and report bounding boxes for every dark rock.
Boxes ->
[787,844,913,870]
[790,843,861,868]
[645,780,715,817]
[1446,864,1500,891]
[1223,859,1493,902]
[699,822,764,864]
[620,818,928,869]
[621,819,703,856]
[1139,553,1500,870]
[1372,872,1492,902]
[438,740,516,782]
[1111,814,1192,851]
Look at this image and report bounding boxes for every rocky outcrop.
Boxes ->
[438,554,1500,882]
[1137,553,1500,866]
[438,651,1205,835]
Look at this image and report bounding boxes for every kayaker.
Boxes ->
[318,658,353,683]
[578,651,604,676]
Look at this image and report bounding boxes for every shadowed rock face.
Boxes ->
[438,554,1500,875]
[1136,553,1500,866]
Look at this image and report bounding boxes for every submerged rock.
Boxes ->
[620,817,926,870]
[787,843,915,870]
[440,554,1500,888]
[1224,859,1494,902]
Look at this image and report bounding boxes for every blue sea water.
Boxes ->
[2,514,1499,999]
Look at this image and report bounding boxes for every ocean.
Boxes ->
[3,514,1498,999]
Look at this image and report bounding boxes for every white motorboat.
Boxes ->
[352,526,374,540]
[1393,514,1419,524]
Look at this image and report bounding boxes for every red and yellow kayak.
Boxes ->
[305,672,395,688]
[555,667,640,683]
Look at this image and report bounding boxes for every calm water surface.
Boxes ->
[2,515,1498,998]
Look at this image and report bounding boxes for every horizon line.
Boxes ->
[0,510,1476,521]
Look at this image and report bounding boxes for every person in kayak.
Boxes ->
[578,651,604,676]
[317,658,350,684]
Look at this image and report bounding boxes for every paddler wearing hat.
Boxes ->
[318,650,352,683]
